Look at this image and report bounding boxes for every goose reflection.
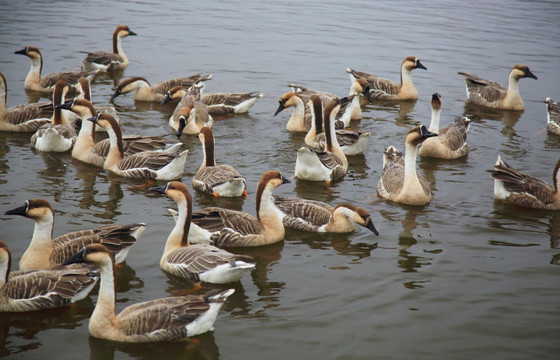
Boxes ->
[463,103,522,137]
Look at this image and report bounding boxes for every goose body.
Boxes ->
[295,97,348,182]
[30,79,76,152]
[0,72,52,132]
[458,64,537,111]
[91,113,188,180]
[347,56,427,101]
[4,198,145,270]
[272,195,379,234]
[377,125,438,206]
[81,25,136,72]
[190,171,290,247]
[76,76,118,129]
[15,46,97,93]
[0,241,99,312]
[169,85,213,136]
[112,74,212,102]
[545,98,560,136]
[488,156,560,210]
[418,93,471,159]
[63,244,234,342]
[193,127,247,197]
[150,182,255,283]
[59,98,180,167]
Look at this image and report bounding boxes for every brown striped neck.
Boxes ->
[311,95,323,134]
[100,114,124,157]
[255,171,288,221]
[112,27,120,54]
[79,78,91,101]
[324,99,339,152]
[52,81,66,125]
[554,159,560,192]
[200,127,215,167]
[181,188,192,247]
[0,72,6,112]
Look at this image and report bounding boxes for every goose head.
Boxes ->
[403,56,427,71]
[111,76,149,100]
[63,243,113,267]
[115,25,136,39]
[274,92,303,116]
[431,93,442,111]
[511,64,537,81]
[336,204,379,235]
[57,98,96,118]
[405,125,438,147]
[150,181,192,205]
[4,198,54,222]
[161,86,186,105]
[14,46,42,61]
[353,78,373,103]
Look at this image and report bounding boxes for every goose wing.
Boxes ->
[116,151,182,178]
[151,74,211,95]
[193,165,245,193]
[272,195,333,230]
[83,51,122,66]
[458,71,507,104]
[438,117,471,152]
[93,135,177,158]
[347,69,400,98]
[40,70,93,89]
[6,102,53,125]
[192,207,262,235]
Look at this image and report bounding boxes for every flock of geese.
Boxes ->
[1,24,559,344]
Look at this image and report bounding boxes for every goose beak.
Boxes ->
[87,115,99,124]
[274,102,286,116]
[110,88,121,101]
[161,93,172,105]
[14,48,27,55]
[416,60,427,70]
[4,204,28,216]
[62,248,86,265]
[420,125,438,139]
[366,218,379,236]
[363,86,373,103]
[149,184,169,194]
[128,30,137,36]
[525,68,537,80]
[176,117,187,138]
[281,175,291,184]
[56,99,74,110]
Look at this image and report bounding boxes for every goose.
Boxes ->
[111,74,212,102]
[30,79,77,152]
[347,56,427,101]
[58,98,180,167]
[169,85,213,136]
[89,113,188,180]
[377,125,438,206]
[192,127,247,197]
[488,156,560,210]
[150,181,255,283]
[295,97,348,182]
[418,93,471,159]
[304,95,371,156]
[76,76,118,127]
[545,98,560,136]
[0,71,52,132]
[272,195,379,234]
[458,64,537,111]
[63,244,234,342]
[81,25,137,72]
[4,198,145,270]
[14,46,97,93]
[189,170,290,247]
[161,85,263,117]
[0,241,99,312]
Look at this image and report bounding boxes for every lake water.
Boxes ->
[1,1,559,359]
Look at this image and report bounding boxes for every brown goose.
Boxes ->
[347,56,427,101]
[0,241,99,312]
[189,171,290,247]
[169,85,213,136]
[63,244,234,342]
[111,74,212,102]
[150,181,255,283]
[4,198,145,270]
[458,64,537,110]
[81,25,137,72]
[545,98,560,135]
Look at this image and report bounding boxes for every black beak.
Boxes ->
[420,125,438,139]
[14,48,27,55]
[362,86,373,103]
[4,204,28,216]
[176,117,187,138]
[56,99,74,110]
[274,102,286,116]
[110,89,121,101]
[161,93,172,105]
[525,68,538,80]
[62,248,86,266]
[366,218,379,236]
[128,30,137,36]
[281,175,291,185]
[149,184,169,194]
[87,115,99,124]
[416,60,427,70]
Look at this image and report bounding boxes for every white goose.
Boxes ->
[347,56,427,101]
[193,127,247,197]
[189,170,290,247]
[81,25,137,72]
[90,113,188,180]
[0,71,52,132]
[30,79,77,152]
[377,125,438,206]
[0,241,99,313]
[458,64,537,111]
[4,198,145,270]
[272,195,379,234]
[111,74,212,102]
[169,85,213,136]
[14,46,97,93]
[295,97,348,182]
[150,181,255,283]
[545,98,560,136]
[418,93,471,159]
[63,244,234,342]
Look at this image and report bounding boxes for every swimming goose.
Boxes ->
[30,79,77,152]
[0,241,99,312]
[0,71,52,132]
[272,195,379,234]
[193,127,247,197]
[90,113,188,180]
[190,170,290,247]
[63,244,234,342]
[14,46,97,93]
[4,198,145,270]
[488,156,560,210]
[169,85,213,136]
[304,95,371,156]
[150,181,255,283]
[347,56,427,101]
[418,93,471,159]
[295,97,348,182]
[545,98,560,135]
[161,85,263,117]
[377,125,438,206]
[58,98,180,167]
[81,25,137,72]
[76,76,118,127]
[458,64,537,111]
[111,74,212,102]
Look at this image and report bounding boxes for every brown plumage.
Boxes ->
[545,98,560,135]
[81,25,137,71]
[112,74,212,102]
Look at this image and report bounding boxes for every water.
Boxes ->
[1,0,559,359]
